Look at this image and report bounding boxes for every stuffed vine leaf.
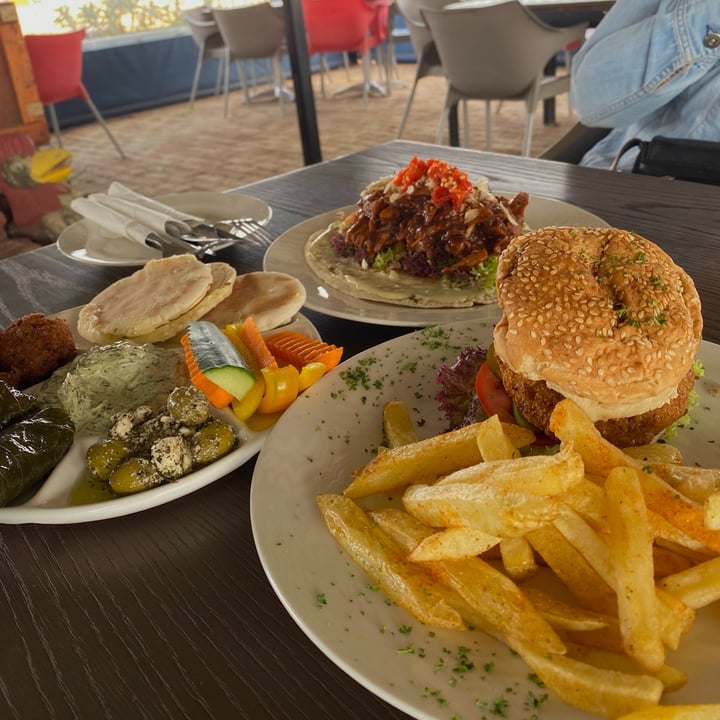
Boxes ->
[0,406,74,506]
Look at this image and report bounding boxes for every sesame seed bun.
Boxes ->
[493,226,702,435]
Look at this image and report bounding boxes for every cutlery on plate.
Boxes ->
[105,183,273,247]
[70,197,206,257]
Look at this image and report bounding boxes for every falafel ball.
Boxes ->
[0,313,77,388]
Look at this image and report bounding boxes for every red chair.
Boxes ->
[302,0,388,106]
[24,30,125,158]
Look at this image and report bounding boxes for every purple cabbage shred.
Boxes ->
[435,346,488,431]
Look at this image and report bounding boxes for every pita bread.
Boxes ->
[129,262,236,343]
[304,225,497,308]
[77,258,236,345]
[201,271,306,331]
[78,255,213,341]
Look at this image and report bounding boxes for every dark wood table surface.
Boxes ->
[1,140,719,720]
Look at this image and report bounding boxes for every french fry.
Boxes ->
[618,705,720,719]
[403,481,563,537]
[322,396,720,719]
[343,423,485,499]
[497,421,537,450]
[370,508,566,656]
[550,400,720,552]
[526,524,617,614]
[553,508,615,587]
[565,642,688,693]
[521,586,610,632]
[652,545,697,577]
[434,441,585,495]
[316,494,464,630]
[382,400,418,448]
[562,475,608,529]
[658,556,720,609]
[549,399,631,476]
[605,467,664,672]
[704,492,720,530]
[647,464,720,503]
[475,413,521,460]
[655,588,695,651]
[499,536,537,580]
[408,526,500,562]
[634,470,720,554]
[517,642,663,718]
[623,444,684,465]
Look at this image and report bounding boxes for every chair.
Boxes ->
[24,29,125,158]
[212,4,292,118]
[422,0,588,156]
[395,0,452,137]
[182,6,227,109]
[539,122,611,164]
[302,0,388,107]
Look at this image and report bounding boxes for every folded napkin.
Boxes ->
[71,183,204,248]
[71,196,160,249]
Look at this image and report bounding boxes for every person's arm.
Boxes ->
[570,0,720,127]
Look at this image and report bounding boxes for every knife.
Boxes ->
[70,197,200,256]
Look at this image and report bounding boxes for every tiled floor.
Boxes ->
[2,61,577,258]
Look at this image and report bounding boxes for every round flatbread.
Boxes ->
[200,271,306,331]
[304,223,497,308]
[78,255,214,342]
[128,262,237,344]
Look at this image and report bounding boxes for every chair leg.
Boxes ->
[223,50,231,117]
[215,57,224,96]
[397,74,420,138]
[83,94,125,158]
[462,100,470,147]
[485,100,492,151]
[189,48,203,108]
[237,60,250,105]
[523,108,536,157]
[47,103,63,149]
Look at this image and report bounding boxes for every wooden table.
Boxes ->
[1,140,719,720]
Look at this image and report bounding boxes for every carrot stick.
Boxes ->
[180,333,234,408]
[238,316,279,370]
[264,331,343,371]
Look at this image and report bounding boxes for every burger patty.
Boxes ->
[497,357,696,448]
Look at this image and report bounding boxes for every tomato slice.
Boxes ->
[474,361,515,425]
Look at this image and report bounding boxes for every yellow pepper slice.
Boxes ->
[298,361,327,392]
[257,365,300,414]
[231,373,266,421]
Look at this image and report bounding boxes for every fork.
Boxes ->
[193,218,275,249]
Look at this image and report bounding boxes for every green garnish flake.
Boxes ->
[315,593,327,607]
[453,645,474,674]
[340,357,379,390]
[419,325,454,350]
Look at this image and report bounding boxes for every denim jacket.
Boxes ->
[570,0,720,170]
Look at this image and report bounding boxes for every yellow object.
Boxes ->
[257,365,300,414]
[30,148,72,184]
[231,373,266,421]
[298,361,326,392]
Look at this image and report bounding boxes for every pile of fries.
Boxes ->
[317,398,720,719]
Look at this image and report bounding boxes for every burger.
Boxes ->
[492,226,703,447]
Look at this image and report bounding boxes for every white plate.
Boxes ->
[251,321,720,720]
[57,192,272,267]
[0,311,317,524]
[263,196,609,327]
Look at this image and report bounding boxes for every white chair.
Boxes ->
[395,0,451,138]
[423,0,587,155]
[183,7,227,109]
[213,3,292,118]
